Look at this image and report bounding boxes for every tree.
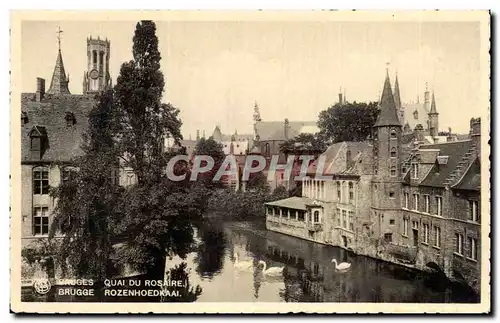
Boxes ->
[318,101,379,144]
[111,21,207,277]
[279,133,326,154]
[50,89,121,280]
[192,137,226,189]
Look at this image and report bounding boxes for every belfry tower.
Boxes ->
[83,36,111,94]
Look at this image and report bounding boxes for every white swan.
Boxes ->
[258,260,284,276]
[331,258,351,272]
[234,253,253,270]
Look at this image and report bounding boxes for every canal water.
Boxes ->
[22,218,479,303]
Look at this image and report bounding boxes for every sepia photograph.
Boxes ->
[9,10,490,314]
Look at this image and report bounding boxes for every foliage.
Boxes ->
[208,185,289,220]
[279,133,327,154]
[246,168,269,191]
[21,239,61,265]
[50,20,208,281]
[192,137,226,189]
[318,101,379,144]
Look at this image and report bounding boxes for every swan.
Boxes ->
[234,253,253,270]
[258,260,284,276]
[331,258,351,272]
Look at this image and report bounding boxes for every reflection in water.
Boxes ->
[22,219,479,303]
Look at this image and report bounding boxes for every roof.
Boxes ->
[265,196,315,211]
[453,158,480,191]
[419,140,474,188]
[255,120,317,141]
[374,71,401,128]
[46,50,71,95]
[21,93,94,162]
[210,126,253,142]
[306,141,372,176]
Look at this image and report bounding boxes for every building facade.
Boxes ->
[265,71,482,293]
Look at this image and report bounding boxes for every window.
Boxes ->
[424,195,430,213]
[384,233,393,243]
[468,237,477,260]
[33,206,49,235]
[348,211,354,231]
[62,167,77,183]
[423,224,429,244]
[93,50,97,64]
[413,194,419,211]
[307,212,312,223]
[436,197,443,216]
[389,219,395,225]
[389,192,395,198]
[313,211,320,223]
[411,163,418,179]
[282,209,288,218]
[434,226,441,248]
[337,182,341,201]
[298,211,304,222]
[404,192,409,209]
[390,166,397,177]
[390,147,397,158]
[267,207,273,215]
[390,129,397,139]
[290,210,296,220]
[412,221,419,230]
[403,218,409,236]
[348,182,354,203]
[265,143,270,156]
[33,167,49,195]
[469,200,479,222]
[342,210,347,229]
[336,208,341,226]
[455,233,464,254]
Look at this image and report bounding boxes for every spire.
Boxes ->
[46,27,71,95]
[253,101,262,122]
[393,72,402,112]
[430,91,438,114]
[374,68,401,128]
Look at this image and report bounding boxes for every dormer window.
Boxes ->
[390,147,397,158]
[65,112,76,126]
[21,112,28,125]
[29,126,47,161]
[390,129,397,139]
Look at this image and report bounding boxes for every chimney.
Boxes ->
[470,117,481,155]
[36,78,45,102]
[284,118,290,140]
[338,92,343,105]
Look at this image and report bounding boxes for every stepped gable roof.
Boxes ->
[419,140,474,188]
[452,157,480,191]
[21,93,94,162]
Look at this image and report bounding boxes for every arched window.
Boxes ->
[93,51,97,64]
[391,129,397,139]
[390,147,397,158]
[348,182,354,203]
[390,166,397,177]
[313,210,320,223]
[33,166,49,195]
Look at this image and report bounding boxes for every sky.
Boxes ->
[21,20,482,138]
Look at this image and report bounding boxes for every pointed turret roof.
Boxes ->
[46,50,71,95]
[374,70,401,128]
[393,72,402,112]
[430,92,438,114]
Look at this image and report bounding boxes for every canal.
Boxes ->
[22,218,479,303]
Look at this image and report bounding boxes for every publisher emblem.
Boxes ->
[33,278,51,295]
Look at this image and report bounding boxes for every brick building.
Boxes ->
[265,70,483,293]
[21,37,113,248]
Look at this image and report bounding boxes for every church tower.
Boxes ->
[428,91,439,137]
[83,36,111,94]
[372,69,402,242]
